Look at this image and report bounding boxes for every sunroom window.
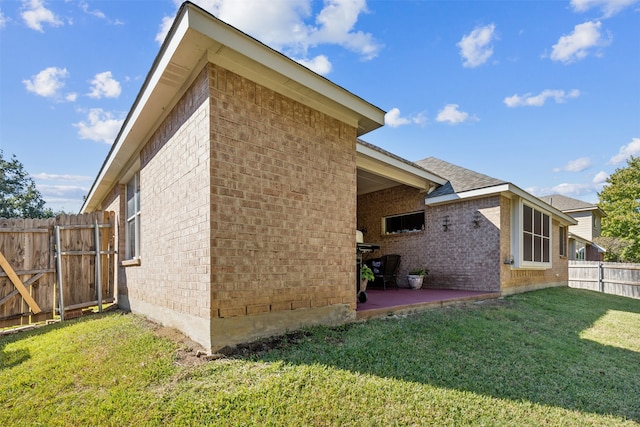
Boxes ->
[512,199,552,269]
[522,204,550,264]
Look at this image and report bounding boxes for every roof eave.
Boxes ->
[81,2,385,213]
[356,142,448,191]
[424,183,578,225]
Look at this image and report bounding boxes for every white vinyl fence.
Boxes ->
[568,261,640,299]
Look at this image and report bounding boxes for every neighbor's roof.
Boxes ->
[538,194,607,217]
[81,1,385,213]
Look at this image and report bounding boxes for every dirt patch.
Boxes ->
[140,320,209,367]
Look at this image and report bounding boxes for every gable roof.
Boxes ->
[356,140,447,194]
[538,194,606,217]
[81,1,384,213]
[416,157,507,197]
[415,157,577,225]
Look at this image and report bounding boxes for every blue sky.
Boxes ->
[1,0,639,213]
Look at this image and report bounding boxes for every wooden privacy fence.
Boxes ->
[568,260,640,300]
[0,212,115,328]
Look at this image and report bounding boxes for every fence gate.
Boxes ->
[0,212,115,328]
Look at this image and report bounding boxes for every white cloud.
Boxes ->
[385,108,410,127]
[74,108,123,144]
[551,182,599,196]
[457,23,497,68]
[570,0,639,18]
[32,172,93,182]
[384,108,426,128]
[23,66,69,98]
[295,55,332,75]
[21,0,63,32]
[158,0,381,63]
[504,89,580,107]
[530,171,610,199]
[608,137,640,164]
[553,157,592,172]
[550,21,611,64]
[155,15,174,44]
[88,71,121,99]
[79,1,105,20]
[593,171,609,184]
[435,104,477,125]
[0,11,8,28]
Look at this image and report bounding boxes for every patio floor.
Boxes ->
[356,288,501,320]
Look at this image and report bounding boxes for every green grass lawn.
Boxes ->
[1,287,639,426]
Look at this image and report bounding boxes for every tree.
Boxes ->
[0,150,55,218]
[597,156,640,263]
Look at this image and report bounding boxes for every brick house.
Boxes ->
[357,145,577,295]
[538,194,607,261]
[81,2,577,352]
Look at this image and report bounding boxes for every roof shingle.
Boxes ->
[415,157,507,197]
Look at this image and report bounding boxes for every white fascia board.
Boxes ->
[82,3,384,213]
[424,184,512,206]
[569,232,606,252]
[424,183,578,225]
[565,206,608,218]
[81,10,190,213]
[356,143,447,186]
[188,5,385,134]
[508,184,578,225]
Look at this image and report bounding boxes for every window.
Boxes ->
[125,172,140,260]
[383,211,424,234]
[522,204,550,264]
[559,225,567,257]
[512,199,552,269]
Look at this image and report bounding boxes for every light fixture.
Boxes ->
[473,211,482,228]
[442,216,450,232]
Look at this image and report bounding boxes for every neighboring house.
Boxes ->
[81,2,578,353]
[357,149,577,294]
[538,194,607,261]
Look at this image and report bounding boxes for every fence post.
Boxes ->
[55,225,65,321]
[94,219,103,313]
[599,262,604,293]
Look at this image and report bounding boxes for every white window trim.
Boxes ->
[125,172,141,261]
[511,198,552,270]
[559,225,567,258]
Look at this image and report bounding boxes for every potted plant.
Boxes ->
[407,267,428,289]
[360,264,375,291]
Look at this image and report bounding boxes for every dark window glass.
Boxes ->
[523,233,532,261]
[523,205,532,233]
[384,212,424,234]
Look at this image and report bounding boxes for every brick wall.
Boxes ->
[358,189,568,293]
[100,66,212,324]
[499,195,568,292]
[208,64,358,318]
[358,186,501,291]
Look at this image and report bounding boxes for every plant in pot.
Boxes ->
[360,264,375,292]
[407,267,428,289]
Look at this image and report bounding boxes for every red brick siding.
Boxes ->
[359,190,568,292]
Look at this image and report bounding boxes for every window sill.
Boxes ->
[511,263,552,271]
[383,230,424,237]
[121,258,141,267]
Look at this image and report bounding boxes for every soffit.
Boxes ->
[82,3,384,213]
